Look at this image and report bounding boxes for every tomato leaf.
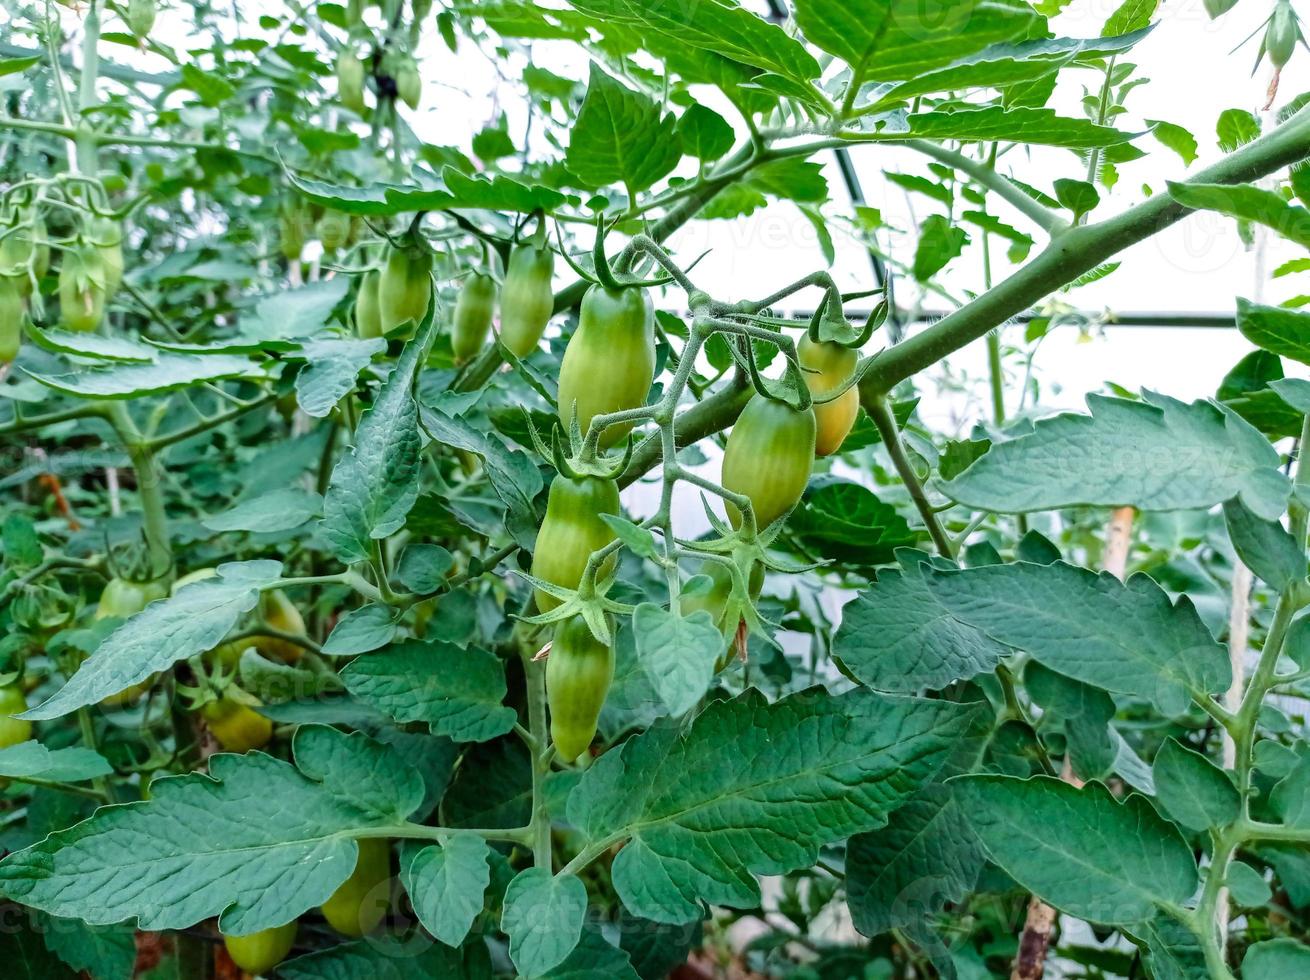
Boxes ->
[501,867,587,976]
[402,833,491,948]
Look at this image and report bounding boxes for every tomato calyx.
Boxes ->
[522,408,633,480]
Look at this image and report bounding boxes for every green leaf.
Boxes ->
[39,915,135,980]
[1168,182,1310,249]
[544,930,641,980]
[202,488,322,533]
[566,0,820,84]
[912,213,968,281]
[394,543,455,594]
[1236,297,1310,364]
[240,279,351,341]
[321,604,398,655]
[1148,119,1198,165]
[295,337,385,418]
[1223,497,1305,591]
[567,688,987,923]
[1227,861,1271,907]
[1270,754,1310,827]
[180,64,236,106]
[631,604,723,716]
[286,168,568,217]
[942,392,1290,521]
[796,0,1040,83]
[1216,108,1260,152]
[566,64,681,193]
[677,103,735,160]
[501,867,587,977]
[859,106,1135,148]
[27,325,156,362]
[1152,737,1240,832]
[319,321,429,565]
[22,561,282,720]
[0,920,78,979]
[925,561,1229,716]
[0,727,421,933]
[1102,0,1158,36]
[1053,177,1100,218]
[26,352,264,399]
[954,775,1198,924]
[402,833,491,947]
[0,742,112,783]
[279,937,491,979]
[1244,939,1310,978]
[832,553,1012,692]
[342,639,517,742]
[787,479,916,567]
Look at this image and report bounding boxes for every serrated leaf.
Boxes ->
[1168,182,1310,249]
[1152,737,1240,832]
[1236,297,1310,364]
[26,352,264,399]
[279,936,491,979]
[403,833,491,947]
[787,479,916,566]
[0,727,420,933]
[1223,497,1305,591]
[632,604,722,716]
[676,103,734,161]
[544,930,641,979]
[203,488,322,533]
[394,543,455,594]
[942,392,1290,521]
[319,318,429,564]
[0,742,112,783]
[342,639,517,742]
[859,106,1135,148]
[286,167,568,217]
[501,867,587,977]
[955,775,1197,924]
[38,915,135,980]
[832,555,1011,692]
[913,213,968,281]
[295,337,385,417]
[1148,119,1198,165]
[567,64,680,193]
[22,561,283,720]
[321,604,398,655]
[925,561,1229,716]
[567,688,986,923]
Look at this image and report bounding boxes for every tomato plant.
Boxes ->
[3,2,1310,979]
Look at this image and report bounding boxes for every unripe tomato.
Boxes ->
[556,285,655,447]
[126,0,156,38]
[95,577,169,620]
[58,246,108,332]
[1267,0,1298,69]
[0,276,23,363]
[252,590,305,664]
[397,63,422,110]
[279,207,305,262]
[547,615,614,763]
[680,560,764,633]
[451,271,497,365]
[498,241,554,357]
[0,684,32,749]
[0,225,38,296]
[32,219,50,280]
[337,52,367,114]
[798,333,859,457]
[530,474,620,611]
[224,921,297,975]
[316,210,351,252]
[378,245,433,336]
[203,696,273,753]
[320,837,391,936]
[89,218,124,298]
[355,269,382,339]
[721,395,815,529]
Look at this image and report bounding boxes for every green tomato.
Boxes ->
[378,245,433,336]
[126,0,156,37]
[203,696,273,753]
[58,245,108,332]
[721,395,815,529]
[530,473,620,611]
[0,684,32,749]
[320,837,391,936]
[316,210,351,251]
[0,223,38,296]
[0,275,23,363]
[224,921,297,975]
[338,52,367,114]
[1268,0,1299,69]
[355,269,382,339]
[95,577,169,621]
[556,284,655,447]
[680,560,764,632]
[547,615,614,763]
[452,271,498,364]
[498,241,554,357]
[397,63,422,110]
[89,217,124,298]
[798,333,859,458]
